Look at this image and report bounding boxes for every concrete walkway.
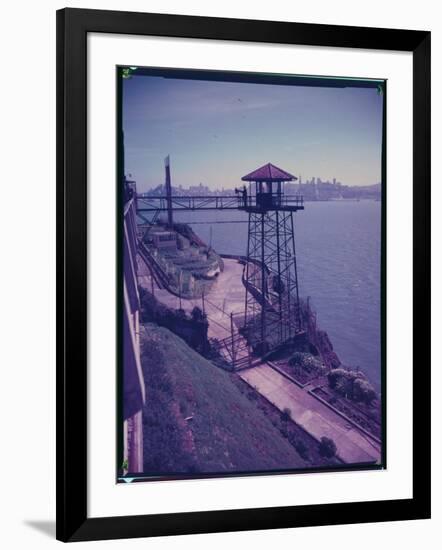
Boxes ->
[138,257,250,362]
[139,257,245,322]
[239,364,381,464]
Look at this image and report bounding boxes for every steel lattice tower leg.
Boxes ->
[243,210,301,353]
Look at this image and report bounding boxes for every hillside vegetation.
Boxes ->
[140,323,306,475]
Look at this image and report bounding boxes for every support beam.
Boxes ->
[243,210,302,355]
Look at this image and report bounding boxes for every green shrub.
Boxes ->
[280,407,292,423]
[280,425,288,438]
[319,436,337,458]
[327,368,348,389]
[176,308,188,320]
[288,434,309,460]
[289,352,306,366]
[327,368,377,404]
[289,352,325,375]
[353,378,377,405]
[139,288,209,355]
[247,390,257,401]
[191,306,207,323]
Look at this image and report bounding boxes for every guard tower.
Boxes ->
[240,163,304,354]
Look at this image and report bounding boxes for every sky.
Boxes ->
[122,72,384,192]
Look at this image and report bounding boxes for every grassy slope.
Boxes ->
[140,323,306,475]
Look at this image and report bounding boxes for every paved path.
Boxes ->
[138,257,250,362]
[138,257,246,336]
[239,364,381,464]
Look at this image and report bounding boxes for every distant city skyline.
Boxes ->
[123,73,383,192]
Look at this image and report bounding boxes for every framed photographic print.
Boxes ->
[56,7,431,542]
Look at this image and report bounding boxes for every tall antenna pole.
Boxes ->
[164,155,173,228]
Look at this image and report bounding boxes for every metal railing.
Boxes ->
[136,193,304,212]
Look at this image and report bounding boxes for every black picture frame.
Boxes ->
[56,7,431,542]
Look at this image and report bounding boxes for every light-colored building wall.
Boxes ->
[122,197,146,474]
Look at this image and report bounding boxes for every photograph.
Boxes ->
[119,66,385,481]
[0,0,434,545]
